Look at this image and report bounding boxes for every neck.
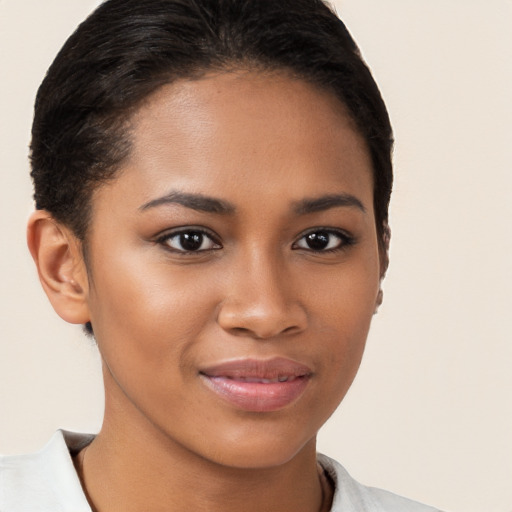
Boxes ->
[76,370,329,512]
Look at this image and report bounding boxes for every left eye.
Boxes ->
[293,230,351,252]
[161,230,221,252]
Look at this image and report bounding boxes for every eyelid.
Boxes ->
[292,227,356,251]
[155,226,222,253]
[152,225,355,254]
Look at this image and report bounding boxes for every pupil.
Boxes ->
[306,232,329,250]
[180,232,203,251]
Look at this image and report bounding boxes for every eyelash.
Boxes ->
[156,228,222,254]
[155,227,355,254]
[292,228,356,253]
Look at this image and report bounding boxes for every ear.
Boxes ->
[27,210,91,325]
[375,222,391,312]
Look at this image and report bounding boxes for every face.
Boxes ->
[83,71,382,468]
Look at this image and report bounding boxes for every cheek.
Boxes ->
[85,248,219,372]
[306,253,380,382]
[85,258,221,425]
[307,250,380,327]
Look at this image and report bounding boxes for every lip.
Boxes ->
[199,357,312,412]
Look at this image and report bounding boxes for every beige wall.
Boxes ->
[0,1,511,511]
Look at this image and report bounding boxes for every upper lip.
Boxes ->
[199,357,312,381]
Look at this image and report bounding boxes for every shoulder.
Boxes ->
[0,430,93,512]
[317,453,444,512]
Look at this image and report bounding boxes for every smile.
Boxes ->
[199,358,312,412]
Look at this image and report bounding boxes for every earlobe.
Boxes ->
[27,210,91,325]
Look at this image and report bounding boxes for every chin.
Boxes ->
[191,424,318,470]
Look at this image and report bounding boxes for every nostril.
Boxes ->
[230,327,253,337]
[226,323,302,340]
[216,293,308,339]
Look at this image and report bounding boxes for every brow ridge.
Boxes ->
[293,194,366,215]
[139,191,236,214]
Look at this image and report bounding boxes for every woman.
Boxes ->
[1,0,441,510]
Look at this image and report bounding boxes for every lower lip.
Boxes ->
[200,375,310,412]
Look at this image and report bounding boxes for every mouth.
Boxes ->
[199,358,312,412]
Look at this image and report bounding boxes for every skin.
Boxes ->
[28,71,384,512]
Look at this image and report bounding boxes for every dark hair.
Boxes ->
[31,0,393,335]
[31,0,393,243]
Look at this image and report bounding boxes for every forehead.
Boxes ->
[130,70,364,158]
[94,71,374,215]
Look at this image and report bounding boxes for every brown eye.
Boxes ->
[162,230,221,252]
[294,230,353,252]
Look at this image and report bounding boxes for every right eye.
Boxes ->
[158,229,222,253]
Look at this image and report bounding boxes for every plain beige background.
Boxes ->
[1,1,511,511]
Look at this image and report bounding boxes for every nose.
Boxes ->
[217,254,308,340]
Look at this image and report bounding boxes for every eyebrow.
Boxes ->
[139,190,365,216]
[293,194,366,215]
[139,191,236,214]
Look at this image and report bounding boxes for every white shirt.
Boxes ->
[0,431,442,511]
